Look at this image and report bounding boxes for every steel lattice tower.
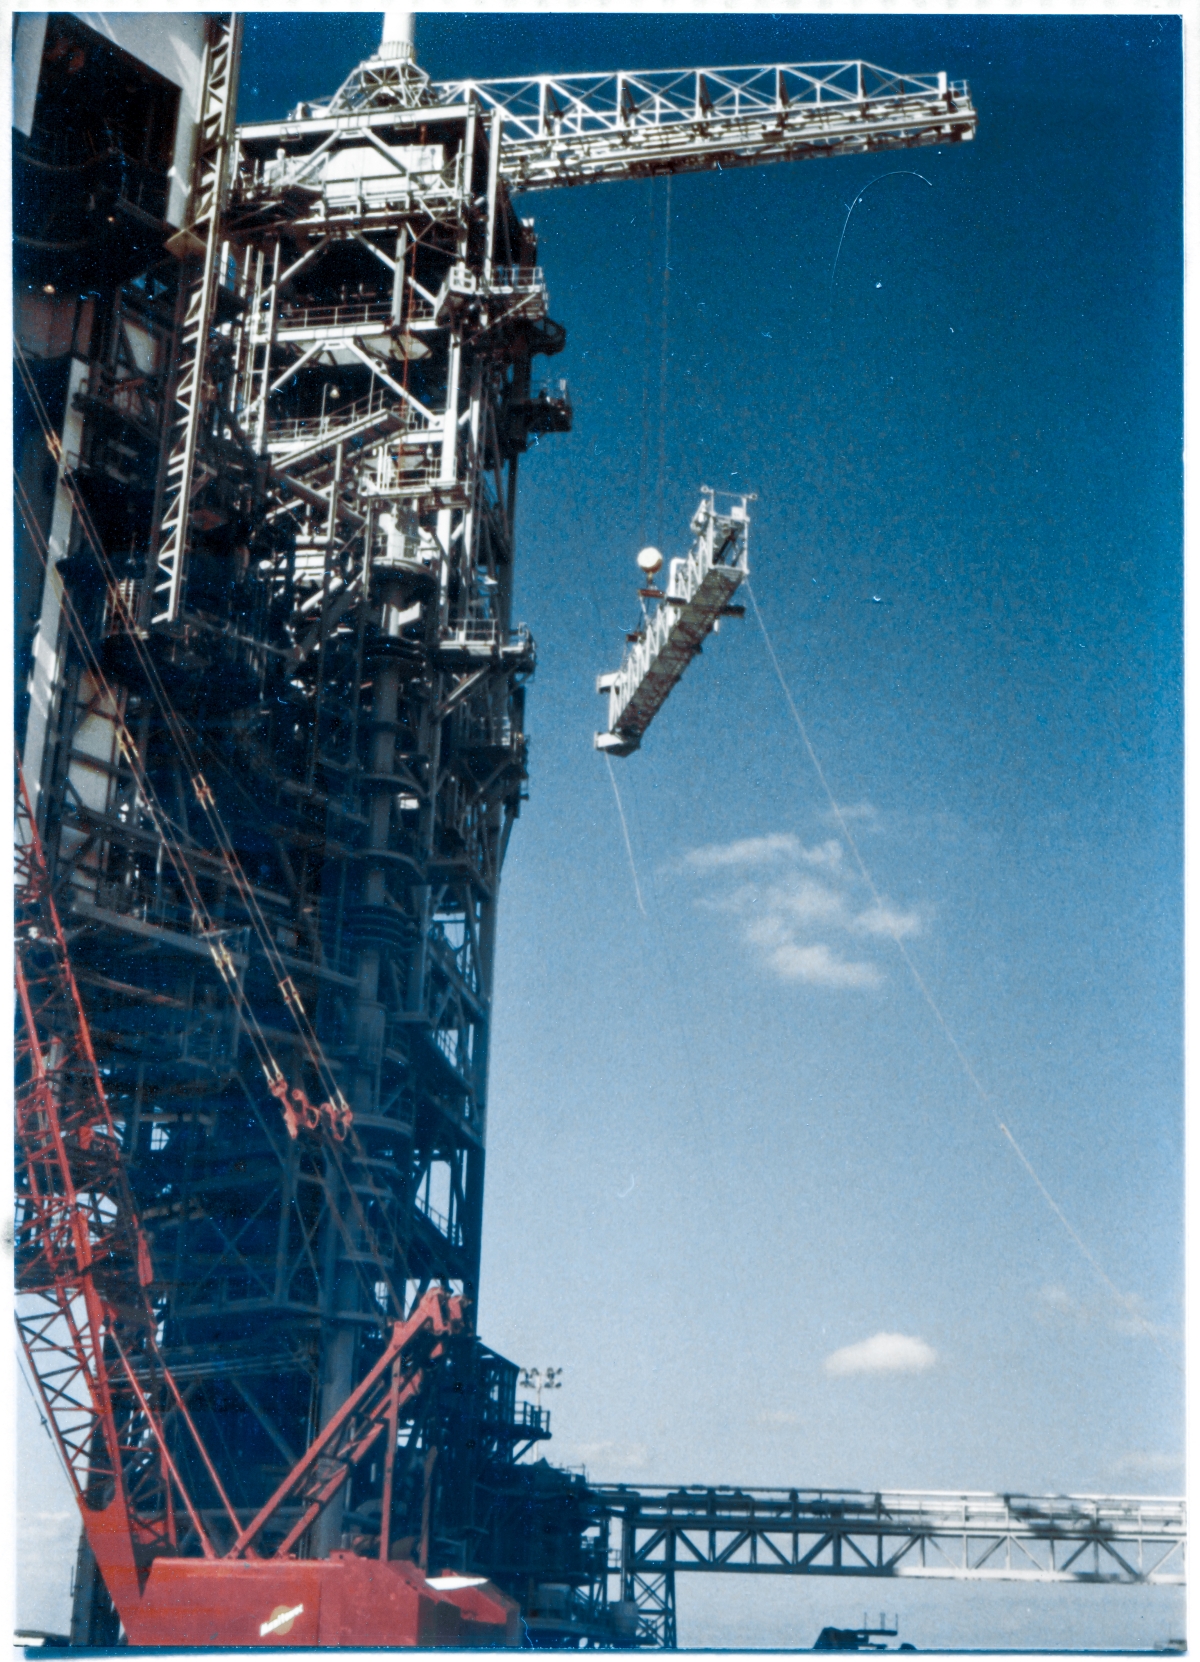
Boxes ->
[22,13,565,1595]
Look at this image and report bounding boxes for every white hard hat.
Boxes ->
[636,546,663,577]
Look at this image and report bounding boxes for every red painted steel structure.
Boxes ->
[14,766,518,1646]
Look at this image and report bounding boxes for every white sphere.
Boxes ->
[636,546,663,577]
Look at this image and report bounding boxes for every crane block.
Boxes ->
[595,488,751,756]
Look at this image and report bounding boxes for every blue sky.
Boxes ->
[18,12,1183,1651]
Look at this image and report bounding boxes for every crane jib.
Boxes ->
[432,61,978,192]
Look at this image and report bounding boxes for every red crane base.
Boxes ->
[110,1548,519,1647]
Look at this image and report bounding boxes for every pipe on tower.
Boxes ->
[380,9,414,47]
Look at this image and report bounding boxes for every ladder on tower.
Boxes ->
[151,13,243,626]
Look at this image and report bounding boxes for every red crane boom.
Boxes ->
[14,768,518,1645]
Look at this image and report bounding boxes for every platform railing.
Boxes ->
[266,387,390,444]
[490,264,544,291]
[273,299,393,334]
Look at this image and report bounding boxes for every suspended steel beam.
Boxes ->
[595,489,751,755]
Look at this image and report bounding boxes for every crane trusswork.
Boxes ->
[596,489,752,756]
[15,767,520,1645]
[430,58,976,189]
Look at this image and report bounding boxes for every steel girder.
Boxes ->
[434,60,977,191]
[600,1486,1186,1593]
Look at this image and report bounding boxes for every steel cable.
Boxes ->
[15,466,409,1318]
[744,575,1167,1336]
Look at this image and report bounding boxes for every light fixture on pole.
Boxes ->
[519,1367,563,1411]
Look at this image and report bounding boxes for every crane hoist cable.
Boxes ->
[15,475,410,1319]
[15,332,425,1304]
[15,885,485,1625]
[16,348,362,1108]
[655,175,672,550]
[15,486,407,1320]
[15,477,284,1090]
[15,338,418,1280]
[742,576,1157,1333]
[16,340,350,1127]
[15,763,241,1557]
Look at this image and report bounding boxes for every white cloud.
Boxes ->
[740,886,881,985]
[767,941,883,988]
[1038,1283,1076,1317]
[770,877,847,926]
[699,882,758,917]
[681,820,921,991]
[1036,1282,1173,1341]
[852,902,922,939]
[798,838,846,869]
[756,1409,802,1426]
[684,833,848,872]
[824,1332,937,1377]
[684,833,801,870]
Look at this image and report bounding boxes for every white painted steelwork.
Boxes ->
[433,60,977,191]
[601,1484,1186,1583]
[596,490,751,755]
[151,14,243,624]
[20,15,1186,1642]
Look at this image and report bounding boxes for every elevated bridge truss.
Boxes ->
[408,60,972,190]
[597,1486,1186,1646]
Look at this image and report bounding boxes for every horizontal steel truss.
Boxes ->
[599,1487,1186,1587]
[431,60,977,190]
[244,56,976,198]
